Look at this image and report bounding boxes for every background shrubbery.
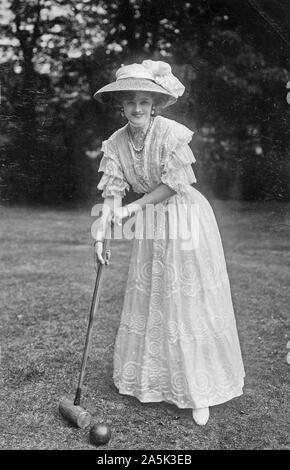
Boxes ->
[0,0,290,205]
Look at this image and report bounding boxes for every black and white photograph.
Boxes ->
[0,0,289,453]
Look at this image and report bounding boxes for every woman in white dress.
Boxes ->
[93,60,245,425]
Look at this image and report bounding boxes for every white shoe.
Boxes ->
[192,407,209,426]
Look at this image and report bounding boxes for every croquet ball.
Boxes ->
[90,423,111,446]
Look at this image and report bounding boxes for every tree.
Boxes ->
[0,0,289,203]
[0,0,106,203]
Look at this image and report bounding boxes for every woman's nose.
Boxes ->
[135,102,142,112]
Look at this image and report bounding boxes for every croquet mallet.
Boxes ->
[59,223,112,428]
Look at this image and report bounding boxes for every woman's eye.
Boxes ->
[125,100,149,105]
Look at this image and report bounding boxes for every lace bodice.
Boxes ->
[97,115,197,199]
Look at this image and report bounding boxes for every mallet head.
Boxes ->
[59,397,91,429]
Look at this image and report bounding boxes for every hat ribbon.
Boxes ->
[116,60,185,99]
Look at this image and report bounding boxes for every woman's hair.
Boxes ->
[111,90,168,108]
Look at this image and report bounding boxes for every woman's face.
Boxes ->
[122,91,154,128]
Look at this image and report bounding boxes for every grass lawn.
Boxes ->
[0,200,289,450]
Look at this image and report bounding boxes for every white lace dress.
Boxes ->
[97,115,245,409]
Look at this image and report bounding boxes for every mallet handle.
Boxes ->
[74,224,112,406]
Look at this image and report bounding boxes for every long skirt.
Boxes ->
[113,187,245,409]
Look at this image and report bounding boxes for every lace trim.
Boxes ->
[158,122,197,198]
[160,147,196,198]
[97,139,130,198]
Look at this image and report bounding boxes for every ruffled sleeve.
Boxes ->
[97,139,130,198]
[160,122,196,198]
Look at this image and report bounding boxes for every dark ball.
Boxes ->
[89,423,111,446]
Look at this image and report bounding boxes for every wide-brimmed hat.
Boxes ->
[93,60,185,108]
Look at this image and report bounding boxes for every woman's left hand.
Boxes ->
[111,206,129,226]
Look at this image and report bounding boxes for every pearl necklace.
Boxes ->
[126,118,154,154]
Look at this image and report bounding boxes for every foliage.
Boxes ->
[0,0,290,203]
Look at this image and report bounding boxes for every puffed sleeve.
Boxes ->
[97,139,130,198]
[160,122,196,198]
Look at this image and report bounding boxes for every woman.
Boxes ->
[93,60,245,426]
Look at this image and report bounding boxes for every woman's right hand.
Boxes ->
[94,240,106,265]
[93,212,112,265]
[93,211,114,265]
